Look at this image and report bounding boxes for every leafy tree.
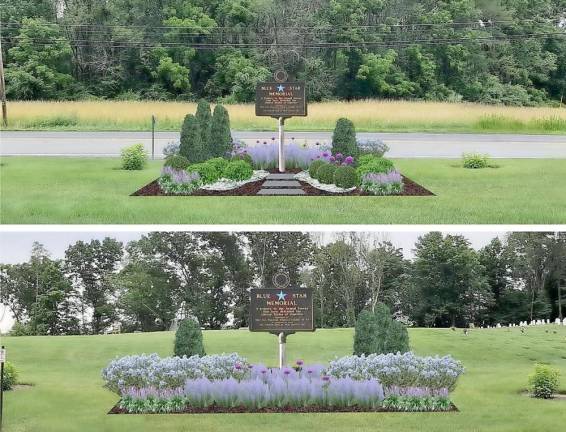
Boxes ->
[357,51,416,98]
[210,104,232,157]
[174,318,205,357]
[195,99,212,157]
[353,303,409,355]
[412,232,493,327]
[331,118,358,157]
[114,261,179,332]
[65,238,123,334]
[5,18,79,100]
[179,114,205,162]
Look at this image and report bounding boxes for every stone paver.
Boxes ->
[257,188,306,195]
[262,180,302,188]
[266,173,297,180]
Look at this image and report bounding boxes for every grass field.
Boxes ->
[2,326,566,432]
[2,100,566,133]
[1,157,566,224]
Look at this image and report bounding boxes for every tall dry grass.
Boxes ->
[3,100,566,132]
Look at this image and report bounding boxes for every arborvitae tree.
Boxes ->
[353,310,379,355]
[210,104,232,157]
[195,99,212,157]
[180,114,205,162]
[332,118,358,157]
[353,303,410,355]
[174,319,205,357]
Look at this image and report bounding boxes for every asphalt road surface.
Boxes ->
[1,131,565,158]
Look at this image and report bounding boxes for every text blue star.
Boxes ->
[276,290,287,301]
[276,84,285,92]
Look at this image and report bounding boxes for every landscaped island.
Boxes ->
[102,352,463,414]
[132,102,433,197]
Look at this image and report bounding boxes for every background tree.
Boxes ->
[412,232,493,327]
[65,238,123,334]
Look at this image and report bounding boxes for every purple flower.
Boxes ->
[329,156,336,162]
[234,363,242,370]
[296,360,304,366]
[322,376,331,382]
[344,156,354,165]
[335,153,343,160]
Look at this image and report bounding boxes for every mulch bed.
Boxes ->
[109,403,458,415]
[132,169,434,197]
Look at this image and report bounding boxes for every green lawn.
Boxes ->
[1,157,565,224]
[2,326,566,432]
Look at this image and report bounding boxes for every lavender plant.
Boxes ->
[360,170,404,195]
[158,166,201,194]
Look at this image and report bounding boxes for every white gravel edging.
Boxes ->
[200,170,270,191]
[294,171,357,194]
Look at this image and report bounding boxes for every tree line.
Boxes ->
[2,231,565,335]
[2,0,565,105]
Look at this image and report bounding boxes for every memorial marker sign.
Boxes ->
[249,288,314,332]
[255,82,307,118]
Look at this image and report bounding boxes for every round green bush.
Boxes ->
[529,363,559,399]
[1,362,18,391]
[222,159,253,181]
[309,159,328,178]
[174,319,205,358]
[317,163,337,184]
[334,165,358,188]
[356,158,395,177]
[188,162,221,184]
[164,154,190,170]
[231,153,253,166]
[120,143,147,170]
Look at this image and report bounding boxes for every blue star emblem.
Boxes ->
[276,290,287,301]
[276,84,285,92]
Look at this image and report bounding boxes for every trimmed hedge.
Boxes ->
[309,159,327,178]
[317,163,337,184]
[334,165,358,188]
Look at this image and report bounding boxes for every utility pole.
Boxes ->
[0,18,7,127]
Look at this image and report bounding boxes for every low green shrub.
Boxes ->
[1,362,18,390]
[188,162,222,184]
[206,157,229,173]
[9,322,33,336]
[334,165,358,188]
[174,319,205,357]
[317,163,337,184]
[356,158,395,177]
[222,160,253,181]
[309,159,328,178]
[231,152,253,166]
[462,153,490,169]
[121,143,147,170]
[358,154,382,167]
[164,154,190,170]
[529,363,559,399]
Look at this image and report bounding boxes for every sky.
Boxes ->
[0,229,507,332]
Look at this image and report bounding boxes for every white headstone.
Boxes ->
[496,323,501,328]
[556,318,561,325]
[563,318,566,325]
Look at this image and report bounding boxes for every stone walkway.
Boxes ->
[256,173,306,195]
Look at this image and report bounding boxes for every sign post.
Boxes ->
[0,346,5,429]
[255,71,307,173]
[249,273,314,368]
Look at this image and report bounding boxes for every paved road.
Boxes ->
[1,131,565,158]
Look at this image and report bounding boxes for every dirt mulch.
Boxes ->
[132,170,434,197]
[109,402,458,415]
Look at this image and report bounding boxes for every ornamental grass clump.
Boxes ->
[158,166,201,194]
[361,170,404,195]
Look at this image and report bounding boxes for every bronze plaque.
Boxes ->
[249,288,314,332]
[255,82,307,117]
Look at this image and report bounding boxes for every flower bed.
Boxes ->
[103,353,462,414]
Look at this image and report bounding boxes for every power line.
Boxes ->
[3,32,562,50]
